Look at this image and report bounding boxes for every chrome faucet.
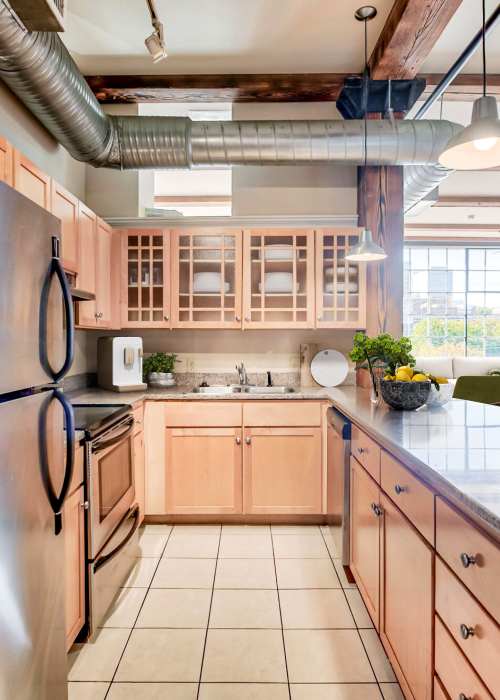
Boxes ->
[236,362,249,386]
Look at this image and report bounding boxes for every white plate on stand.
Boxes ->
[310,349,349,387]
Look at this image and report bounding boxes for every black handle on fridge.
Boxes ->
[39,236,74,382]
[39,389,75,535]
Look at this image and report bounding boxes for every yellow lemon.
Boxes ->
[412,373,429,382]
[384,374,395,381]
[397,365,414,378]
[435,376,449,384]
[395,370,411,382]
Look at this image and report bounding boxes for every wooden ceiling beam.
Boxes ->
[368,0,463,79]
[435,196,500,208]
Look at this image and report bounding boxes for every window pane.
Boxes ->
[468,249,485,269]
[411,248,428,268]
[448,248,466,269]
[429,248,446,268]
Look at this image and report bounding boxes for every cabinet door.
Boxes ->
[349,457,381,629]
[171,228,243,328]
[96,217,112,328]
[315,229,366,329]
[13,149,51,209]
[50,180,79,273]
[242,229,315,328]
[76,202,97,327]
[0,136,13,185]
[64,485,86,651]
[121,229,170,328]
[380,493,433,700]
[243,427,322,514]
[166,427,242,514]
[133,429,145,525]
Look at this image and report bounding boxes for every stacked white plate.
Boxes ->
[193,272,230,293]
[324,266,358,279]
[325,281,359,294]
[264,245,293,261]
[258,272,298,293]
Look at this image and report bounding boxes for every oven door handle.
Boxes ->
[92,418,134,454]
[93,504,140,573]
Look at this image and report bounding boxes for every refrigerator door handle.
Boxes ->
[39,388,75,535]
[94,505,140,573]
[39,236,74,382]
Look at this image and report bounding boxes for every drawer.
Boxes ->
[435,614,494,700]
[69,444,84,496]
[381,450,435,545]
[242,401,322,427]
[351,425,380,482]
[433,677,448,700]
[435,558,499,696]
[132,404,144,433]
[165,401,242,427]
[436,497,500,621]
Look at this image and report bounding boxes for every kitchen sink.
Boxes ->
[243,386,296,394]
[192,385,243,394]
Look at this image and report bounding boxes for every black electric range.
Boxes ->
[72,403,130,439]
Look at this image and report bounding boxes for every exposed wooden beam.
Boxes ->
[435,196,500,208]
[369,0,463,79]
[406,223,500,232]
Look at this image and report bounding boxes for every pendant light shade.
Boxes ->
[438,95,500,169]
[346,228,387,262]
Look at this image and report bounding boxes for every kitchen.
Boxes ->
[1,1,500,700]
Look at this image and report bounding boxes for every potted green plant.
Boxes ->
[143,352,178,387]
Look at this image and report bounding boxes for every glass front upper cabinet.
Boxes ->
[121,229,170,328]
[171,229,242,328]
[315,229,366,329]
[243,230,315,328]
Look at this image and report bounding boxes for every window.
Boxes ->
[404,245,500,358]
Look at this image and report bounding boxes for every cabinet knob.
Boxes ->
[80,501,89,510]
[235,436,241,445]
[357,447,366,455]
[394,484,406,495]
[235,315,241,322]
[164,315,169,321]
[245,436,252,445]
[460,623,475,640]
[460,552,476,568]
[244,316,250,323]
[317,315,323,321]
[459,694,472,700]
[371,502,382,517]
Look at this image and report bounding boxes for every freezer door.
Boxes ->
[0,392,68,700]
[0,182,74,394]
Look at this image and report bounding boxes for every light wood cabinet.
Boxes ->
[76,202,98,327]
[95,217,112,327]
[133,428,145,525]
[166,427,243,514]
[0,136,13,185]
[243,426,322,514]
[13,149,51,209]
[64,484,86,651]
[380,493,433,700]
[315,229,366,328]
[121,229,170,328]
[349,457,381,629]
[50,180,79,273]
[242,229,315,328]
[171,228,243,328]
[144,401,167,515]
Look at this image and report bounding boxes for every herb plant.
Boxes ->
[143,352,177,380]
[349,332,415,395]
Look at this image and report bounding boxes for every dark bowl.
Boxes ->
[380,380,431,410]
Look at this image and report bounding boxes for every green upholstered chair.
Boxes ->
[453,376,500,406]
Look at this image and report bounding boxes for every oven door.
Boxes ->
[88,415,135,559]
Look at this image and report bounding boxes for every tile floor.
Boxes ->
[68,524,404,700]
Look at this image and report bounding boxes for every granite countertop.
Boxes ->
[326,386,500,537]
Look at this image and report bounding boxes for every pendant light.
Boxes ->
[439,0,500,169]
[346,6,387,263]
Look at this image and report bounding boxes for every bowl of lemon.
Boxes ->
[380,365,431,410]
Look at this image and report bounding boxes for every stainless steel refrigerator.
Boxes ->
[0,181,74,700]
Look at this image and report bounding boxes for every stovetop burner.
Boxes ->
[72,403,129,438]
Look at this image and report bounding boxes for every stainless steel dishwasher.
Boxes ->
[326,407,351,566]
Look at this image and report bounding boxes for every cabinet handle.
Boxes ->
[317,315,323,321]
[357,447,366,455]
[80,501,89,510]
[460,623,475,640]
[460,552,476,568]
[371,502,383,517]
[164,315,169,321]
[235,436,241,445]
[245,436,252,445]
[235,315,241,322]
[244,316,250,323]
[394,484,407,495]
[459,694,472,700]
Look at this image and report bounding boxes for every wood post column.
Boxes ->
[357,164,404,337]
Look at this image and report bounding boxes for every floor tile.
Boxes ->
[380,684,404,700]
[275,558,341,589]
[151,558,216,588]
[284,629,375,683]
[137,532,169,558]
[215,558,276,589]
[199,684,289,700]
[163,534,219,558]
[136,588,212,628]
[107,683,198,699]
[202,629,287,682]
[219,533,273,558]
[322,534,339,558]
[271,525,321,535]
[115,628,205,682]
[210,589,281,628]
[68,682,110,700]
[291,684,382,699]
[222,525,270,534]
[122,557,159,588]
[332,559,357,589]
[345,589,374,628]
[173,524,221,534]
[100,588,147,628]
[68,629,130,682]
[359,629,397,682]
[273,534,328,558]
[280,589,356,629]
[140,524,173,535]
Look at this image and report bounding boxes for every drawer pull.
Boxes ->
[460,552,477,568]
[80,501,89,510]
[394,484,407,495]
[357,447,366,455]
[235,436,241,445]
[459,694,472,700]
[245,436,252,445]
[460,623,475,640]
[371,502,383,517]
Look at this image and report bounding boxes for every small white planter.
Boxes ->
[148,372,176,387]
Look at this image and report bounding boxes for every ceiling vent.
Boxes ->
[9,0,64,31]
